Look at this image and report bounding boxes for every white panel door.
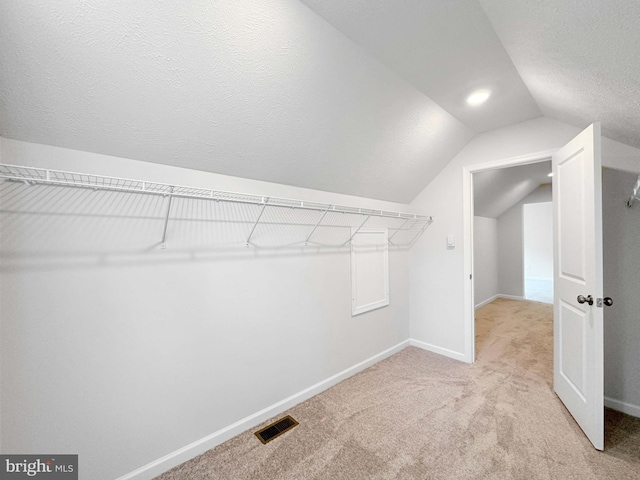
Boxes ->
[553,123,604,450]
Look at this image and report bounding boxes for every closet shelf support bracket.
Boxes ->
[388,216,414,242]
[160,188,174,249]
[414,217,435,242]
[246,198,270,247]
[345,215,371,246]
[305,205,332,245]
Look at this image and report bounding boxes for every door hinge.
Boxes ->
[470,274,472,280]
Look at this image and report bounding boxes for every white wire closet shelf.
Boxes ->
[627,175,640,208]
[0,163,434,249]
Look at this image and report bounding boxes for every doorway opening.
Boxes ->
[523,201,553,303]
[464,148,640,451]
[471,159,553,313]
[461,150,556,363]
[470,157,555,373]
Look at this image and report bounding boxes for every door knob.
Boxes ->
[577,295,594,305]
[603,297,613,306]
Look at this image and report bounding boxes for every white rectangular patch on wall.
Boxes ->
[351,228,389,316]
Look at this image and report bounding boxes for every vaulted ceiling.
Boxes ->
[298,0,541,133]
[474,161,552,218]
[1,1,639,203]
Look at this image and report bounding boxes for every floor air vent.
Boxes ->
[255,415,299,444]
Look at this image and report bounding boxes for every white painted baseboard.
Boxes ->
[115,339,410,480]
[409,338,466,363]
[497,294,525,302]
[605,396,640,418]
[475,294,525,309]
[475,294,498,309]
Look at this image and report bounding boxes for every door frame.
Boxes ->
[462,149,556,362]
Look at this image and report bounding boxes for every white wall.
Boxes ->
[0,138,411,479]
[473,216,499,307]
[410,116,640,362]
[603,167,640,416]
[497,186,552,297]
[523,202,553,280]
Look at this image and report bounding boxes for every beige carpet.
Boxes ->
[156,299,640,479]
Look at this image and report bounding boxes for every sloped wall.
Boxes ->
[0,0,472,204]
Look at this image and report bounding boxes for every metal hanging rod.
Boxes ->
[0,163,432,223]
[627,175,640,208]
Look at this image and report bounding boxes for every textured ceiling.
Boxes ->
[0,0,473,203]
[298,0,541,133]
[474,161,552,218]
[1,0,639,203]
[480,0,640,149]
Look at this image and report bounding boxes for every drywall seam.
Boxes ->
[604,397,640,419]
[409,339,466,362]
[114,339,410,480]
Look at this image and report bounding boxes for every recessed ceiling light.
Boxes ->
[466,89,491,106]
[548,173,553,177]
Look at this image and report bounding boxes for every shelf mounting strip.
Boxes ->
[0,163,434,248]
